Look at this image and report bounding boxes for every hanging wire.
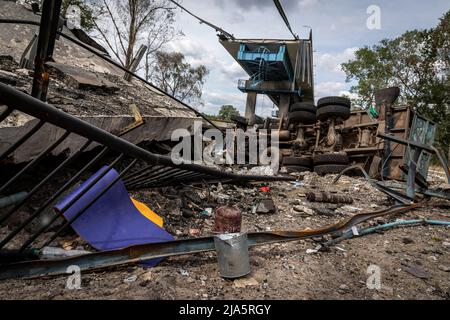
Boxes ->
[272,0,299,39]
[169,0,235,40]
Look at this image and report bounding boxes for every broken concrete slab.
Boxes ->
[47,62,119,93]
[0,116,198,164]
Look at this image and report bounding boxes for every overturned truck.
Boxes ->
[219,30,441,182]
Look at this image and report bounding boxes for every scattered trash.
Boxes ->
[40,246,91,259]
[179,269,189,277]
[123,275,138,284]
[188,229,201,237]
[200,208,213,217]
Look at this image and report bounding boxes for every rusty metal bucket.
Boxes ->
[214,233,251,279]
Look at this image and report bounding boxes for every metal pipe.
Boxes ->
[123,165,159,181]
[0,131,70,196]
[128,168,187,189]
[31,0,62,101]
[0,192,28,209]
[124,166,174,187]
[0,120,45,163]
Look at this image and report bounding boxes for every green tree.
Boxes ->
[152,51,208,105]
[218,105,240,121]
[342,10,449,153]
[92,0,178,69]
[62,0,97,31]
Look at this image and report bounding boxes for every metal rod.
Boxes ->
[153,173,210,188]
[0,140,92,245]
[6,153,125,250]
[127,168,185,188]
[0,107,13,123]
[18,147,110,251]
[125,167,184,188]
[123,165,158,181]
[124,166,169,186]
[0,120,45,162]
[31,0,62,101]
[41,159,138,248]
[0,192,28,209]
[0,131,70,195]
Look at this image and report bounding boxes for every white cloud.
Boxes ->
[315,81,347,100]
[298,0,319,9]
[201,91,246,114]
[315,47,358,75]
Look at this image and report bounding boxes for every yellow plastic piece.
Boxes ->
[131,198,164,228]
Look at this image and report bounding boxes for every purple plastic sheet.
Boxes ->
[55,166,174,267]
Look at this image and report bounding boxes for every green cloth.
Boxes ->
[369,106,379,118]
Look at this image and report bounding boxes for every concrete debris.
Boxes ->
[47,62,120,93]
[255,198,278,214]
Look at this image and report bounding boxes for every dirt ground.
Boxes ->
[0,171,449,300]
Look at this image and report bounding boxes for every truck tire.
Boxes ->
[283,156,313,167]
[288,110,317,125]
[286,165,311,173]
[313,153,349,165]
[290,102,317,113]
[318,96,351,108]
[317,105,351,121]
[314,164,348,175]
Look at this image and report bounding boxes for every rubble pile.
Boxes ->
[0,171,449,300]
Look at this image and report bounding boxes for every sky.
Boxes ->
[165,0,449,116]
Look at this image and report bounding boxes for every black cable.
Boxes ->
[273,0,299,40]
[168,0,235,40]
